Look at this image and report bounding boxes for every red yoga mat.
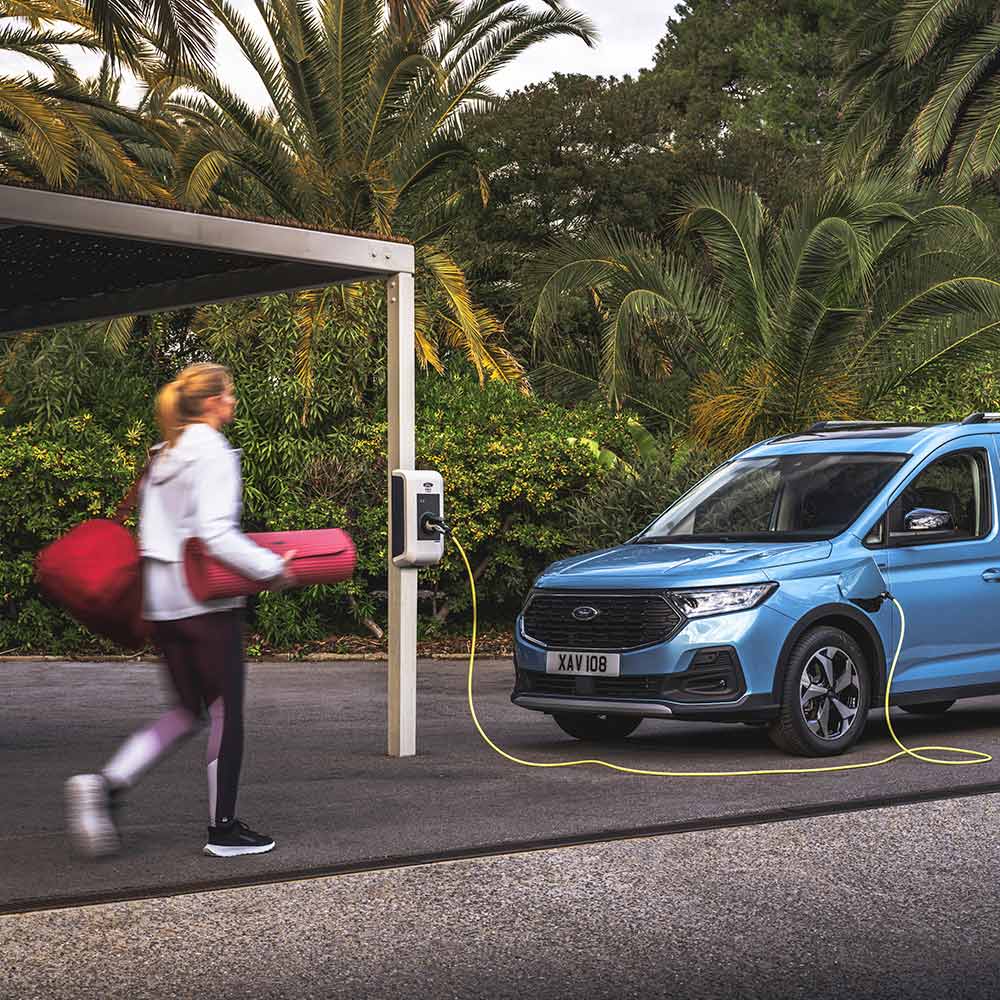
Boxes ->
[183,529,357,601]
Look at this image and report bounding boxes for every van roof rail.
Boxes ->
[804,420,905,433]
[960,412,1000,424]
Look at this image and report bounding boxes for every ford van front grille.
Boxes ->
[521,591,682,651]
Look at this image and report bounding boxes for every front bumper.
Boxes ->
[510,688,780,722]
[513,694,676,717]
[512,603,789,722]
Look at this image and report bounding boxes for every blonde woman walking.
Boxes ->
[66,363,293,858]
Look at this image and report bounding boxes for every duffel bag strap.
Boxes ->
[113,451,153,524]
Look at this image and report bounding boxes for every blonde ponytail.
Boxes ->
[155,380,183,448]
[155,362,233,448]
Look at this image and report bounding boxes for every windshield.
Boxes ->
[637,452,909,543]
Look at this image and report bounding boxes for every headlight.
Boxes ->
[668,583,777,618]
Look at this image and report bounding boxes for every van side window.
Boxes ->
[888,449,991,544]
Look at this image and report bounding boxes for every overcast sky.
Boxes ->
[2,1,677,104]
[489,0,675,92]
[210,0,676,105]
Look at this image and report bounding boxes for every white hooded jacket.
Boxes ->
[139,422,284,621]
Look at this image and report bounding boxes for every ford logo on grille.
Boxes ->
[572,605,600,621]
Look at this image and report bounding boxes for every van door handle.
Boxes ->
[983,568,1000,582]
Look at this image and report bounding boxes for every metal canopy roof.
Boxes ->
[0,183,415,337]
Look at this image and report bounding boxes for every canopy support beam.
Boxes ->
[387,271,417,757]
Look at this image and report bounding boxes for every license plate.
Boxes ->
[545,651,621,677]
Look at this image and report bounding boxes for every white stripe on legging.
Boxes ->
[103,706,198,788]
[206,698,225,824]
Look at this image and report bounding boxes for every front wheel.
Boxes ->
[768,626,871,757]
[552,712,641,742]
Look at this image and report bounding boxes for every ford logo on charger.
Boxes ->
[572,606,600,621]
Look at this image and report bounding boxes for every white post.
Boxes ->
[387,272,417,757]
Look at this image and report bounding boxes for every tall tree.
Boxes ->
[86,0,435,72]
[152,0,596,388]
[453,70,824,395]
[531,178,1000,450]
[651,0,861,146]
[451,72,685,358]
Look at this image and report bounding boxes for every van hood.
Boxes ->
[536,540,832,590]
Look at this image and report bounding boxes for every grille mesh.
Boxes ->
[522,592,681,650]
[521,673,665,698]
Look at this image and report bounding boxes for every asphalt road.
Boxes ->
[2,793,999,1000]
[3,658,1000,913]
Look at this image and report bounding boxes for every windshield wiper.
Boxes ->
[636,535,743,544]
[636,533,829,544]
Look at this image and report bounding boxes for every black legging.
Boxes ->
[153,609,245,826]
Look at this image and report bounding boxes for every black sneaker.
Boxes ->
[204,819,275,857]
[65,773,121,858]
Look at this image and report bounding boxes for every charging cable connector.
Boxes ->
[420,513,451,537]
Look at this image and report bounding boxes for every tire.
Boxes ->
[552,712,641,742]
[901,700,955,716]
[768,626,871,757]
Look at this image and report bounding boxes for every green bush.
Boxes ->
[879,359,1000,425]
[322,374,636,624]
[0,377,637,651]
[0,413,151,652]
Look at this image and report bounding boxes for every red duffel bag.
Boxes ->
[35,465,151,649]
[183,529,357,601]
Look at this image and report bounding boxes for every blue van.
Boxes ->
[512,415,1000,756]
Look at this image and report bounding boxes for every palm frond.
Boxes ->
[891,0,966,66]
[413,300,443,372]
[910,23,1000,169]
[865,310,1000,403]
[87,313,135,353]
[208,0,294,121]
[674,177,770,346]
[0,77,78,184]
[85,0,213,69]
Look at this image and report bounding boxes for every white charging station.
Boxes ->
[391,469,445,567]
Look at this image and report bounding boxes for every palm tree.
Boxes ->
[1,0,170,196]
[84,0,214,70]
[531,177,1000,452]
[148,0,596,389]
[834,0,1000,186]
[85,0,430,71]
[2,0,98,185]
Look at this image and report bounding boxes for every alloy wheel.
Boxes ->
[798,645,861,741]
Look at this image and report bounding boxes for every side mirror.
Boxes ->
[904,507,953,532]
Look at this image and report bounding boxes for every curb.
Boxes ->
[0,652,509,663]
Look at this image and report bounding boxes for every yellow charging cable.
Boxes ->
[450,534,991,776]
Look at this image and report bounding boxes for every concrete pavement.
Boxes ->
[3,658,1000,913]
[2,792,999,999]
